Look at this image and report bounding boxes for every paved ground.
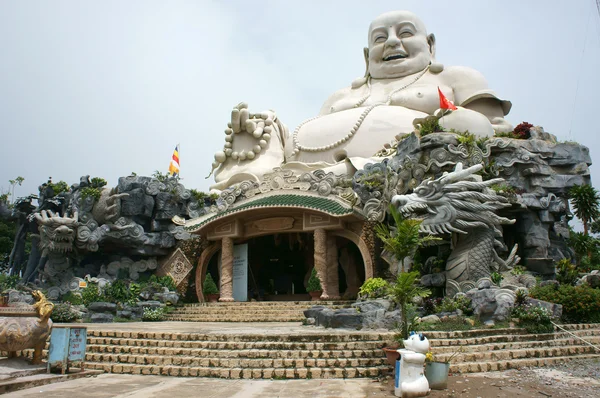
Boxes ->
[5,359,600,398]
[2,374,389,398]
[64,321,392,336]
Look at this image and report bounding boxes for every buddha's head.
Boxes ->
[367,11,435,79]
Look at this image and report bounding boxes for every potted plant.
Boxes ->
[375,205,440,274]
[307,268,322,301]
[424,348,462,390]
[389,271,431,340]
[203,273,220,302]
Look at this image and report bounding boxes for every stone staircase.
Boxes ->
[83,329,392,379]
[80,324,600,379]
[430,323,600,373]
[165,301,353,322]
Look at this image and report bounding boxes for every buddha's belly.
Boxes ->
[293,106,427,164]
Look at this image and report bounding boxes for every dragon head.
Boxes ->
[35,209,78,254]
[391,163,515,236]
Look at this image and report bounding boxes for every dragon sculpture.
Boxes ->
[391,163,520,297]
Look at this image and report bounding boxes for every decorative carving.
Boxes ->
[219,237,234,302]
[156,248,193,288]
[250,217,295,232]
[0,291,54,364]
[392,163,520,294]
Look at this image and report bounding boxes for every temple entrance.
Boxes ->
[248,233,313,301]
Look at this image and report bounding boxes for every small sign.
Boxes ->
[79,281,88,288]
[68,328,87,362]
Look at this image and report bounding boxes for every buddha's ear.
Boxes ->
[428,33,436,59]
[363,47,370,77]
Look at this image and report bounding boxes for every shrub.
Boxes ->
[515,289,529,307]
[555,259,578,285]
[418,117,443,136]
[307,268,322,292]
[512,304,553,334]
[490,272,503,286]
[81,283,104,306]
[510,265,526,276]
[513,122,533,139]
[0,274,20,292]
[433,295,473,315]
[90,177,107,188]
[62,291,83,305]
[530,284,600,323]
[358,278,390,299]
[423,297,442,315]
[149,275,176,291]
[142,307,165,322]
[51,303,81,323]
[203,273,219,295]
[104,280,131,304]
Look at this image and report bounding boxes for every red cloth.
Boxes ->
[438,87,457,110]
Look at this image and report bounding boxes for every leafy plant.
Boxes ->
[555,259,578,285]
[51,302,81,323]
[513,122,533,139]
[80,187,102,201]
[417,117,443,136]
[490,272,503,286]
[510,265,526,276]
[530,284,600,323]
[152,170,170,183]
[511,304,553,333]
[569,184,600,236]
[0,274,20,292]
[142,307,165,322]
[203,273,219,295]
[375,205,441,273]
[307,268,322,292]
[62,291,83,305]
[104,280,131,304]
[514,289,529,307]
[90,177,107,188]
[494,131,520,139]
[81,283,104,306]
[48,180,69,196]
[358,278,390,300]
[389,271,431,339]
[149,275,176,291]
[433,296,473,315]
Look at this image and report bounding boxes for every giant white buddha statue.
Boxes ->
[210,10,512,191]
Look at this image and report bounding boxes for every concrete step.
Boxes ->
[87,337,387,351]
[181,301,353,307]
[85,353,386,368]
[429,328,600,347]
[164,316,304,322]
[86,345,385,359]
[84,362,388,379]
[433,335,600,353]
[0,370,103,395]
[435,344,599,362]
[449,354,600,373]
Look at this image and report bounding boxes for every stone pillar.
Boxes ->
[314,228,330,299]
[326,235,340,300]
[219,237,234,302]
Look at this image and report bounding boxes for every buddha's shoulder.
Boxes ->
[437,65,488,87]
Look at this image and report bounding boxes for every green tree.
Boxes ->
[389,271,431,339]
[374,205,440,273]
[8,176,24,204]
[569,184,600,236]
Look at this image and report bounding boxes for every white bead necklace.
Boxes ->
[291,66,430,157]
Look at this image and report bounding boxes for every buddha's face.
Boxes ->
[367,11,433,79]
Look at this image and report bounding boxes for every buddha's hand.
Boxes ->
[229,102,279,138]
[208,102,287,178]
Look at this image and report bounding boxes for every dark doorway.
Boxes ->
[248,233,313,301]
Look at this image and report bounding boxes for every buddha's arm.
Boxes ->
[445,66,513,133]
[318,87,354,116]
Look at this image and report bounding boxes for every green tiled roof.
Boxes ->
[184,194,354,232]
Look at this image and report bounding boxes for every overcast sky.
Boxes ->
[1,0,599,202]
